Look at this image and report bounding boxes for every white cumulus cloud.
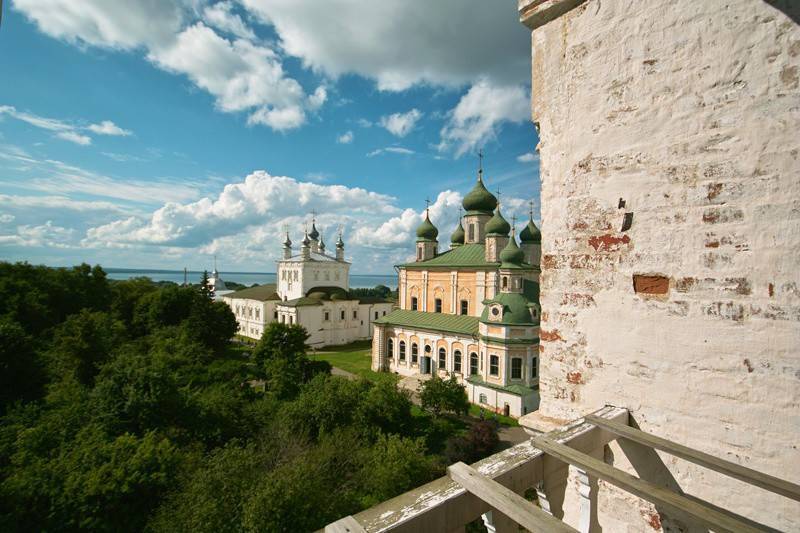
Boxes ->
[516,152,538,163]
[438,80,529,157]
[87,120,132,136]
[380,109,422,137]
[337,131,354,144]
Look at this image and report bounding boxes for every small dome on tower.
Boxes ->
[319,235,326,252]
[283,233,292,248]
[450,219,465,246]
[485,206,511,236]
[462,174,497,214]
[416,212,439,242]
[499,235,525,266]
[309,221,320,240]
[336,233,344,249]
[301,231,311,247]
[520,218,541,244]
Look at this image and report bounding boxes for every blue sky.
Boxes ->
[0,0,541,274]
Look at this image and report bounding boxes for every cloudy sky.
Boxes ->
[0,0,540,274]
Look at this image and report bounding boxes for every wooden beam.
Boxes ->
[325,515,367,533]
[447,462,578,533]
[586,415,800,502]
[532,436,767,533]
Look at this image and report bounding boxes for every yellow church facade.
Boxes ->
[372,167,543,417]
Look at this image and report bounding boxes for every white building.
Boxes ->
[222,222,394,347]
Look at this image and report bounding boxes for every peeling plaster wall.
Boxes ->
[528,0,800,530]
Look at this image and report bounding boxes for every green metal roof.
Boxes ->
[280,297,323,307]
[479,291,539,326]
[401,244,498,269]
[485,207,510,236]
[462,175,497,214]
[467,375,537,396]
[374,309,479,336]
[224,284,280,301]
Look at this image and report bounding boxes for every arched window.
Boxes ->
[490,355,499,376]
[502,276,508,289]
[468,223,475,241]
[387,339,394,360]
[438,347,446,369]
[470,352,478,375]
[511,357,522,379]
[399,341,406,361]
[411,343,418,363]
[454,350,462,373]
[411,296,418,310]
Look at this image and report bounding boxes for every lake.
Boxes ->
[104,268,398,289]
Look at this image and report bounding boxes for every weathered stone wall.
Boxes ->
[525,0,800,530]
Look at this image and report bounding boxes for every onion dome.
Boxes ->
[336,233,344,249]
[462,174,498,214]
[309,221,320,240]
[283,232,292,248]
[450,219,465,246]
[319,235,326,252]
[519,217,541,244]
[415,212,439,242]
[485,206,511,236]
[301,231,311,247]
[499,236,525,266]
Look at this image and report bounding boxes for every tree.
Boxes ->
[252,323,309,399]
[0,318,44,413]
[199,270,211,299]
[418,375,469,417]
[444,419,499,464]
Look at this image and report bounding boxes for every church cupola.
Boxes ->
[283,231,293,259]
[336,232,345,261]
[519,203,542,268]
[309,217,320,252]
[301,230,311,260]
[498,232,526,294]
[318,233,326,254]
[484,205,510,262]
[462,151,497,244]
[415,208,439,262]
[450,218,465,248]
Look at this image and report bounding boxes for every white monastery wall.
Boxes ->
[523,0,800,530]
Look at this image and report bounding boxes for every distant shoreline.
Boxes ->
[103,267,394,277]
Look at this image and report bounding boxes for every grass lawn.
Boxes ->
[468,404,519,427]
[308,340,380,381]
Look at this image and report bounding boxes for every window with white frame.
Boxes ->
[399,341,406,361]
[438,347,446,369]
[489,355,499,376]
[511,358,522,379]
[454,350,462,373]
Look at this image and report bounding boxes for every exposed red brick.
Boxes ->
[674,277,696,293]
[769,283,775,297]
[588,233,631,252]
[645,511,662,530]
[744,358,754,373]
[567,371,583,384]
[707,182,723,201]
[541,255,559,269]
[702,207,744,224]
[705,239,720,248]
[633,274,670,295]
[540,329,563,342]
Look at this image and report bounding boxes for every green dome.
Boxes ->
[309,222,320,240]
[450,220,465,246]
[519,218,541,243]
[416,212,439,242]
[479,292,538,325]
[499,236,525,266]
[462,176,497,214]
[485,207,510,236]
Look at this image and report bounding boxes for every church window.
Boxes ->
[470,352,478,375]
[255,309,260,320]
[248,308,252,318]
[281,271,285,280]
[387,339,394,360]
[502,277,508,290]
[294,271,299,281]
[273,311,278,320]
[468,223,475,241]
[411,343,418,363]
[433,246,438,256]
[353,310,357,319]
[289,316,294,325]
[454,350,462,373]
[438,347,446,369]
[340,310,345,320]
[324,311,330,321]
[411,297,418,310]
[479,393,487,404]
[460,300,468,315]
[383,311,386,316]
[399,341,406,361]
[531,356,538,379]
[417,248,422,261]
[511,358,522,379]
[490,355,499,376]
[435,298,442,313]
[374,311,378,320]
[280,315,285,323]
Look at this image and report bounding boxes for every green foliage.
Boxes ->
[199,270,211,299]
[0,262,458,532]
[419,374,470,417]
[444,419,500,465]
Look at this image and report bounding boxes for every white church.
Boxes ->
[222,220,394,348]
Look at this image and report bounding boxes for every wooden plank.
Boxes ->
[447,462,578,533]
[325,515,367,533]
[532,436,767,533]
[586,415,800,502]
